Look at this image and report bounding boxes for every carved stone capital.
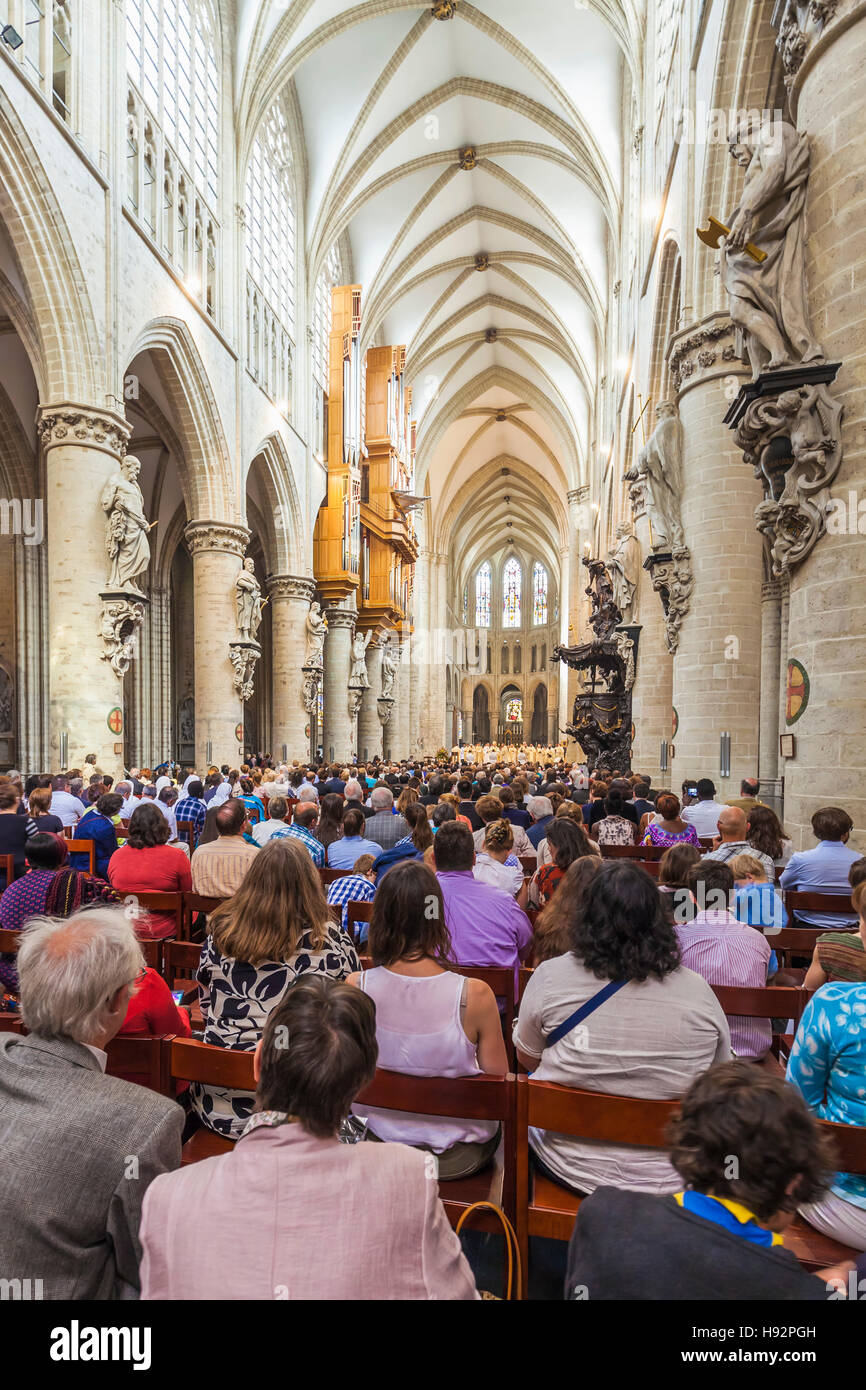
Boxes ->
[184,520,251,559]
[324,608,356,631]
[38,404,130,460]
[99,591,148,679]
[267,574,316,602]
[643,549,693,655]
[774,0,839,89]
[668,315,743,396]
[228,640,261,702]
[762,580,782,602]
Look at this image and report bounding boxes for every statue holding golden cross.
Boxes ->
[696,216,767,264]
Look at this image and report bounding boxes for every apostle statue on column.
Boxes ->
[722,118,825,378]
[235,557,263,643]
[102,455,151,594]
[605,523,640,622]
[625,402,685,552]
[350,629,372,687]
[305,602,327,670]
[381,639,398,699]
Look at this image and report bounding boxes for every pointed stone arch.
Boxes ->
[123,317,237,523]
[0,85,102,401]
[244,433,306,578]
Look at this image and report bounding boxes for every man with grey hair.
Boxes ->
[343,778,373,820]
[527,796,554,851]
[0,909,182,1298]
[252,794,291,846]
[365,787,409,851]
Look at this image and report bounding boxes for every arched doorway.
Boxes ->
[530,683,548,744]
[472,684,490,742]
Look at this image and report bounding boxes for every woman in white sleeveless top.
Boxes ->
[349,861,507,1179]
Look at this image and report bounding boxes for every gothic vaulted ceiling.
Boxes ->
[235,0,639,585]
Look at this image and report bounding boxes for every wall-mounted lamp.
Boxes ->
[1,25,23,49]
[720,731,731,779]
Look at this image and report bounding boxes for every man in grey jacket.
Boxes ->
[0,908,183,1299]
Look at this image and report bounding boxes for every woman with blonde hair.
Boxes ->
[192,836,359,1139]
[473,818,525,898]
[396,785,419,817]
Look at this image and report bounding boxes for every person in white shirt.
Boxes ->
[49,776,86,827]
[252,795,291,846]
[115,781,141,820]
[473,818,525,898]
[680,779,727,839]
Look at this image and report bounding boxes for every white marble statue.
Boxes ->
[605,524,640,621]
[102,455,150,593]
[235,556,263,642]
[350,629,372,686]
[625,402,685,552]
[723,118,825,378]
[381,639,398,699]
[305,602,327,669]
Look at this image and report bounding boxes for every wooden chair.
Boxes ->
[600,844,664,862]
[67,839,96,875]
[168,1036,256,1163]
[128,891,184,939]
[105,1034,170,1094]
[0,853,16,893]
[0,926,19,955]
[164,940,202,986]
[356,1067,517,1230]
[176,818,197,850]
[771,926,854,970]
[346,898,373,945]
[0,1011,22,1033]
[519,855,538,876]
[140,938,163,973]
[784,1119,866,1269]
[514,1076,677,1295]
[783,890,856,925]
[319,867,351,887]
[709,984,812,1068]
[181,891,226,942]
[447,963,517,1069]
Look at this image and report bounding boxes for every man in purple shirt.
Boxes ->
[433,821,532,970]
[674,860,771,1059]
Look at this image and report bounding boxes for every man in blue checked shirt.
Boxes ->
[272,802,325,867]
[174,779,207,846]
[326,854,377,941]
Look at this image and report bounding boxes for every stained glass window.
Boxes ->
[503,557,521,628]
[475,562,491,628]
[532,562,548,625]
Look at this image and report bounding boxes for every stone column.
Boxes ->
[357,635,384,763]
[389,639,411,761]
[667,319,764,790]
[759,580,782,784]
[184,521,249,770]
[563,488,590,752]
[322,608,355,762]
[37,405,131,775]
[268,575,315,761]
[629,503,674,779]
[780,5,866,844]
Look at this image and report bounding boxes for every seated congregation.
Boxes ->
[0,757,865,1300]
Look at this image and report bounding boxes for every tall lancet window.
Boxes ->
[532,562,548,626]
[475,562,491,628]
[503,557,521,628]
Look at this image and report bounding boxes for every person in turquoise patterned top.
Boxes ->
[787,981,866,1249]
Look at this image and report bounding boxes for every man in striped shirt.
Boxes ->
[191,800,258,897]
[674,860,771,1059]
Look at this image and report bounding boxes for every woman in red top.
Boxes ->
[108,803,192,939]
[117,966,192,1090]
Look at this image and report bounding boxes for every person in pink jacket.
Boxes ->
[139,976,478,1301]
